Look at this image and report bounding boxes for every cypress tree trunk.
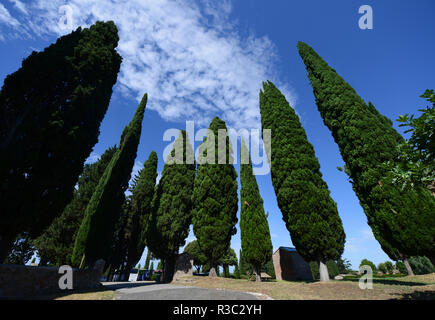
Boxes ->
[403,258,415,276]
[254,265,262,282]
[209,264,218,277]
[318,259,330,282]
[163,255,176,283]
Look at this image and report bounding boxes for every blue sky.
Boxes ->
[1,0,434,271]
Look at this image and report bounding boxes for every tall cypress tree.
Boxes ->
[192,117,239,277]
[239,139,273,282]
[0,21,122,261]
[72,94,147,268]
[259,81,346,281]
[297,41,435,268]
[123,151,158,277]
[33,146,117,266]
[146,130,196,282]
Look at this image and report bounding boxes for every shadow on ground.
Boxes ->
[342,278,427,287]
[392,290,435,300]
[103,281,159,290]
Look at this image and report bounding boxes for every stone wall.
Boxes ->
[273,247,313,281]
[172,253,193,280]
[0,260,104,298]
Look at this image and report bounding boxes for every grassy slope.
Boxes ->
[172,274,435,300]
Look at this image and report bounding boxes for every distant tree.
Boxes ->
[0,21,122,262]
[378,263,387,274]
[33,146,117,266]
[360,259,377,273]
[192,117,238,277]
[184,240,207,273]
[239,139,273,282]
[384,261,394,274]
[298,41,435,272]
[123,151,158,278]
[337,258,353,274]
[259,80,345,282]
[219,248,238,278]
[4,233,35,265]
[72,94,147,268]
[150,261,154,272]
[395,261,407,274]
[147,130,196,283]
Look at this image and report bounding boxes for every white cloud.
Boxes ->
[8,0,28,15]
[0,3,20,28]
[1,0,295,131]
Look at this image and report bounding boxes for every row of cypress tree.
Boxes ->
[297,41,435,271]
[1,19,432,283]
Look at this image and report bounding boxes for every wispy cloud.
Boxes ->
[0,3,21,28]
[0,0,295,130]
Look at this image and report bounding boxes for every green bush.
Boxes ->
[395,261,407,274]
[409,256,435,275]
[360,259,377,273]
[378,263,387,274]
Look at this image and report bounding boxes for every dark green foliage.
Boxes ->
[184,240,208,272]
[4,233,35,265]
[395,261,407,274]
[408,256,435,275]
[219,248,238,278]
[157,260,163,271]
[72,94,147,267]
[378,263,387,274]
[33,146,117,266]
[383,90,435,191]
[384,261,394,274]
[259,81,345,265]
[297,42,435,262]
[234,261,241,279]
[0,22,122,259]
[123,151,158,273]
[144,249,152,270]
[239,139,273,276]
[337,258,353,274]
[360,259,377,273]
[192,117,238,273]
[150,261,154,271]
[261,257,276,279]
[146,130,196,282]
